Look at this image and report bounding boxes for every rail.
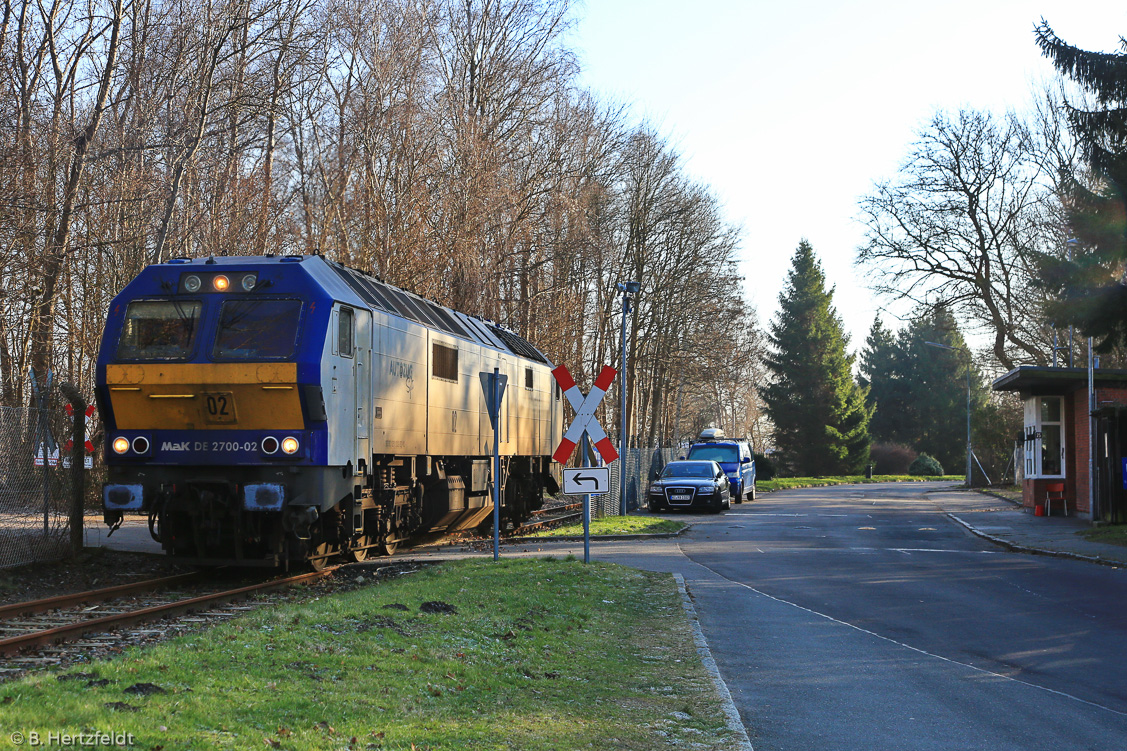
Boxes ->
[0,568,338,658]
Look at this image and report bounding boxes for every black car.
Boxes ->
[648,460,731,514]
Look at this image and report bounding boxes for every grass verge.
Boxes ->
[1077,524,1127,548]
[757,475,963,491]
[0,559,740,751]
[523,516,686,538]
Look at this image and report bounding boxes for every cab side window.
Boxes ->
[338,308,354,358]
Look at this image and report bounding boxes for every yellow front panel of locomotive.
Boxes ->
[106,363,304,430]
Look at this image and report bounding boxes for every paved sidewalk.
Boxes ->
[937,488,1127,566]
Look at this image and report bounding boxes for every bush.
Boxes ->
[753,452,776,481]
[869,443,918,475]
[908,453,944,476]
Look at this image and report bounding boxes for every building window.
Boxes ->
[432,342,458,381]
[525,367,534,389]
[1024,396,1064,478]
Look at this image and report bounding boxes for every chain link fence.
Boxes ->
[0,403,81,570]
[560,446,674,516]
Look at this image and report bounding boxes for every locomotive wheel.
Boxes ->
[375,514,399,556]
[309,541,338,571]
[350,534,373,562]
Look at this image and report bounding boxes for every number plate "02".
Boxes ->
[202,392,237,423]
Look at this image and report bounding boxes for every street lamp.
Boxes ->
[616,280,640,516]
[924,340,972,487]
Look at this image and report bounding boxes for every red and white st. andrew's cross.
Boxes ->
[551,364,618,465]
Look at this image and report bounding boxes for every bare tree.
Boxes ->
[0,0,761,456]
[856,107,1071,369]
[2,0,125,394]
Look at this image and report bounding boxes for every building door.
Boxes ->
[1094,408,1127,523]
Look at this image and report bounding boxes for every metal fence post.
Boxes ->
[60,383,86,556]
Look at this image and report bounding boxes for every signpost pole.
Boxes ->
[581,433,591,564]
[30,369,53,536]
[492,367,501,562]
[619,293,628,516]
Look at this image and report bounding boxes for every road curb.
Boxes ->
[673,573,755,751]
[974,489,1024,507]
[946,513,1125,568]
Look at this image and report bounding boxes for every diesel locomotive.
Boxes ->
[97,255,563,567]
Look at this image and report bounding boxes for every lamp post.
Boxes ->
[1067,238,1080,368]
[616,280,640,516]
[924,340,972,487]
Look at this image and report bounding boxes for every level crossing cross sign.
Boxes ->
[62,402,97,469]
[551,364,618,464]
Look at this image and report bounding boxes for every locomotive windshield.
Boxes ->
[214,299,303,359]
[116,300,201,360]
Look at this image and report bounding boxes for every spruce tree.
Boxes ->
[764,241,871,476]
[900,307,985,472]
[859,317,908,446]
[1034,22,1127,350]
[861,306,987,472]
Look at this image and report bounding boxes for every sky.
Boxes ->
[570,0,1125,353]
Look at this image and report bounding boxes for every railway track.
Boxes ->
[0,567,340,675]
[512,502,582,535]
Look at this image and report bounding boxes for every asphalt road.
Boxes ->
[661,482,1127,751]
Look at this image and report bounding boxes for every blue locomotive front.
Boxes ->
[97,255,562,567]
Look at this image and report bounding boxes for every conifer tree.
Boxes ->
[764,241,871,475]
[899,308,985,472]
[859,317,907,446]
[861,307,988,472]
[1035,22,1127,349]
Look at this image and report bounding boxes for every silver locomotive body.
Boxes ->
[98,255,563,566]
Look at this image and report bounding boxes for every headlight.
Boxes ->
[261,436,279,455]
[281,436,300,454]
[183,274,202,292]
[131,436,150,454]
[112,437,130,454]
[213,274,230,292]
[240,273,257,291]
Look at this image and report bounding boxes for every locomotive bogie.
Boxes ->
[97,255,563,567]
